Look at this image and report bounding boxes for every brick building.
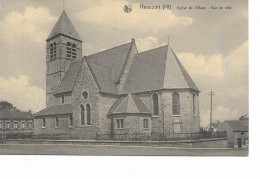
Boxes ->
[34,11,200,139]
[0,111,34,138]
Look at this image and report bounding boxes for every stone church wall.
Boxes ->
[71,60,100,139]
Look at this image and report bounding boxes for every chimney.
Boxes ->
[131,38,135,44]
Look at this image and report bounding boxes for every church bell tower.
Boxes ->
[46,11,82,107]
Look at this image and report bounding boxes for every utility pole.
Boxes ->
[209,90,215,129]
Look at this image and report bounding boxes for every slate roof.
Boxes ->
[225,120,248,132]
[86,42,133,82]
[55,59,83,94]
[108,93,150,115]
[122,45,199,93]
[87,61,120,95]
[0,111,33,119]
[55,41,199,96]
[34,104,72,117]
[47,11,81,41]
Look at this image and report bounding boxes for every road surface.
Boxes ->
[0,143,248,156]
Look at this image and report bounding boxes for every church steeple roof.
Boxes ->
[47,11,81,41]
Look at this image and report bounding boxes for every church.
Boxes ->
[34,11,200,140]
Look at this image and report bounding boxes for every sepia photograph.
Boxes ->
[0,0,249,157]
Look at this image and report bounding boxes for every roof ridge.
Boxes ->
[136,44,168,55]
[84,42,132,58]
[87,60,113,70]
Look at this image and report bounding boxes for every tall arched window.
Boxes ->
[80,104,85,125]
[61,94,65,104]
[86,104,91,125]
[53,42,57,60]
[172,92,180,115]
[193,94,196,115]
[67,42,71,59]
[50,43,53,61]
[55,116,59,128]
[72,44,77,60]
[152,93,159,115]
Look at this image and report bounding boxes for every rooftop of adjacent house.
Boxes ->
[0,111,33,120]
[47,11,81,41]
[34,104,73,117]
[108,93,150,115]
[121,45,199,93]
[225,120,248,132]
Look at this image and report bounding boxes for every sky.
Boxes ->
[0,0,248,127]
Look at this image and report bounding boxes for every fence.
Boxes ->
[0,131,227,141]
[96,131,227,141]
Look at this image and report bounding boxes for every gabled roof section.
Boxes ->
[86,42,133,82]
[55,59,83,94]
[47,11,81,41]
[0,111,33,119]
[122,45,168,93]
[225,120,248,132]
[122,45,199,93]
[34,104,72,117]
[87,61,120,95]
[108,93,150,115]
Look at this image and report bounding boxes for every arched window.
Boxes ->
[53,42,57,59]
[80,104,85,125]
[42,118,46,128]
[193,94,196,115]
[55,116,59,128]
[72,44,77,60]
[172,92,180,115]
[50,43,53,61]
[61,94,65,104]
[86,104,91,125]
[152,93,159,115]
[67,42,71,59]
[69,115,73,127]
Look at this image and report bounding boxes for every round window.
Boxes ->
[82,91,88,99]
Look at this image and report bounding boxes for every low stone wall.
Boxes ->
[6,137,228,148]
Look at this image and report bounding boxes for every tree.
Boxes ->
[0,101,18,111]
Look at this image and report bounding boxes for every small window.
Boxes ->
[241,132,245,135]
[117,119,124,129]
[0,122,2,129]
[21,121,25,129]
[28,122,32,129]
[6,121,10,129]
[61,94,65,104]
[143,119,149,129]
[55,116,59,128]
[13,122,18,129]
[82,91,88,99]
[42,118,46,128]
[69,115,73,127]
[86,104,91,125]
[152,93,159,115]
